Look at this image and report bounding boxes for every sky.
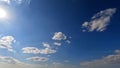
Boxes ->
[0,0,120,68]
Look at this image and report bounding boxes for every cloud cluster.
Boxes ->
[26,56,49,62]
[52,32,71,46]
[82,8,116,32]
[80,50,120,67]
[22,47,56,54]
[0,36,16,52]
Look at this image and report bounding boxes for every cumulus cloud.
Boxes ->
[80,50,120,68]
[26,56,49,62]
[22,47,56,54]
[54,42,61,46]
[22,47,40,54]
[82,8,116,32]
[0,36,16,52]
[52,32,67,41]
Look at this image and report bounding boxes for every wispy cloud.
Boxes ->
[66,40,71,44]
[26,56,49,62]
[82,8,116,32]
[0,0,32,5]
[80,50,120,68]
[0,55,22,64]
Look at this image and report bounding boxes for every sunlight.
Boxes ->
[0,8,7,19]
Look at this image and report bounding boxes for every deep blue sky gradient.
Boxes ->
[0,0,120,67]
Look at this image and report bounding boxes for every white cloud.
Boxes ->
[66,40,71,44]
[26,56,49,62]
[0,36,16,52]
[40,48,56,54]
[0,56,22,64]
[82,8,116,32]
[22,47,40,54]
[22,47,56,54]
[80,50,120,67]
[42,42,50,48]
[54,42,61,46]
[52,32,67,40]
[0,56,47,68]
[0,61,77,68]
[0,56,77,68]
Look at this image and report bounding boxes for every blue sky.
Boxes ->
[0,0,120,68]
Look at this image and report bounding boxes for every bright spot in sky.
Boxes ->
[0,8,7,19]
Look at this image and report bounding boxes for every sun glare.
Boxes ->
[0,8,7,19]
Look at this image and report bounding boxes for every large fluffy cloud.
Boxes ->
[80,50,120,68]
[82,8,116,32]
[0,36,16,52]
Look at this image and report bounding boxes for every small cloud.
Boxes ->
[26,56,49,62]
[52,32,67,41]
[54,42,61,46]
[66,40,71,44]
[42,42,51,48]
[82,8,116,32]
